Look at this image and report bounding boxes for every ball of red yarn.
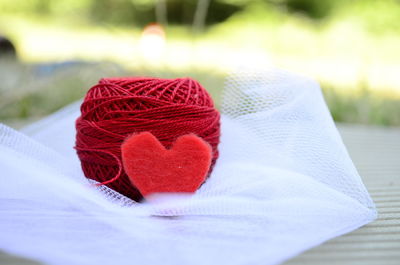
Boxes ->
[75,77,221,201]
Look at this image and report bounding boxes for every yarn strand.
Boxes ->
[75,77,220,201]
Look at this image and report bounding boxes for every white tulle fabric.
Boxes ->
[0,69,376,265]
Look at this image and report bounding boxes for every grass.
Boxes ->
[322,85,400,126]
[1,3,400,127]
[2,13,400,99]
[1,61,399,128]
[0,61,226,126]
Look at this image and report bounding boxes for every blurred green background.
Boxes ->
[1,0,400,127]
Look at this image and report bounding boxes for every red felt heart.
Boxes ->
[121,132,212,197]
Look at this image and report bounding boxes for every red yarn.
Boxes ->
[75,77,220,201]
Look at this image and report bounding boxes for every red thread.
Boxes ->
[75,77,221,201]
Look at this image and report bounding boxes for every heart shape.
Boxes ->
[121,132,212,197]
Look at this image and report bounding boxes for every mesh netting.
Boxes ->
[0,68,376,265]
[221,69,374,210]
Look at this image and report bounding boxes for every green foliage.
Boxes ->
[333,0,400,34]
[323,85,400,126]
[0,61,126,121]
[1,0,400,127]
[283,0,337,19]
[1,62,400,127]
[0,0,244,26]
[0,0,92,16]
[1,0,400,32]
[0,62,225,125]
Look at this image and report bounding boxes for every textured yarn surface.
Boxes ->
[121,132,212,197]
[75,77,220,201]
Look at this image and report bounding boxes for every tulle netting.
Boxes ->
[0,68,376,265]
